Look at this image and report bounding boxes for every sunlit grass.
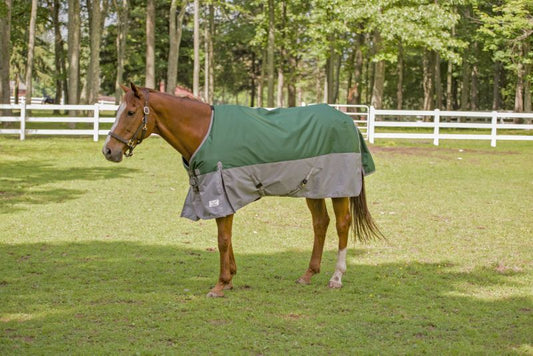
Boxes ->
[0,136,531,354]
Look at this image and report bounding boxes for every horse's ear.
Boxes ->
[130,82,141,98]
[120,84,130,93]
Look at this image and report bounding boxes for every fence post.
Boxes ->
[433,109,440,146]
[490,111,498,147]
[368,106,375,144]
[93,103,100,142]
[20,97,26,141]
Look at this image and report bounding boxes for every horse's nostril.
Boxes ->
[103,146,112,158]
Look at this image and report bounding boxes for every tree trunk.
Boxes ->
[192,0,200,96]
[422,50,434,112]
[207,3,214,103]
[470,43,478,111]
[257,50,265,107]
[348,35,363,106]
[514,62,524,113]
[325,38,338,104]
[67,0,81,108]
[167,0,186,95]
[315,63,321,103]
[0,0,11,111]
[204,25,208,101]
[266,0,275,107]
[276,67,284,107]
[370,31,385,109]
[145,0,155,89]
[396,43,403,110]
[434,52,442,109]
[460,51,470,111]
[524,65,531,112]
[371,60,385,109]
[446,59,453,111]
[87,0,103,104]
[470,63,478,111]
[48,0,64,106]
[334,52,341,104]
[287,55,297,107]
[24,0,38,104]
[114,0,128,102]
[366,33,374,105]
[250,51,256,107]
[523,43,531,113]
[492,61,501,110]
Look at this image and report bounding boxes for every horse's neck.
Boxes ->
[151,94,211,161]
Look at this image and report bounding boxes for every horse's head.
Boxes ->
[102,83,156,162]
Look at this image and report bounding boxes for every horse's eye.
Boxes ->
[127,111,135,116]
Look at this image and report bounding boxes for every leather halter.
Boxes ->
[108,90,150,157]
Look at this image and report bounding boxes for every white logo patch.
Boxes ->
[208,199,220,208]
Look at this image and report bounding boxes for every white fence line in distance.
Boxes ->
[368,108,533,147]
[0,101,532,147]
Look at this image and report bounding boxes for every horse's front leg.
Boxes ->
[207,214,235,298]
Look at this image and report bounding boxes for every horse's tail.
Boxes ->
[350,175,385,243]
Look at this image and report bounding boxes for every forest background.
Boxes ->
[0,0,532,112]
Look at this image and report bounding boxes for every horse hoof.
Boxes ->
[206,290,225,298]
[328,280,342,289]
[296,277,310,285]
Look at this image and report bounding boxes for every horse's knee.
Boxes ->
[313,214,330,235]
[217,233,231,251]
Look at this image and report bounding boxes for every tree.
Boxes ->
[24,0,38,103]
[205,2,214,103]
[114,0,128,102]
[478,0,533,113]
[67,0,81,106]
[145,0,155,88]
[167,0,187,95]
[192,0,199,97]
[87,0,108,104]
[48,0,67,106]
[0,0,11,108]
[266,0,274,107]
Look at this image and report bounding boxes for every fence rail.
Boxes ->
[367,108,533,147]
[1,101,532,147]
[0,101,118,141]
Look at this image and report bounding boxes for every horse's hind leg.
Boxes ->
[207,214,235,297]
[297,198,330,285]
[329,197,351,288]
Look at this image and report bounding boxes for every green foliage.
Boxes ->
[477,0,533,70]
[4,0,532,109]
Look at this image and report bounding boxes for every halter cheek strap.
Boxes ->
[108,90,150,157]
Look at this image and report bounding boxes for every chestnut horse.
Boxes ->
[103,83,382,297]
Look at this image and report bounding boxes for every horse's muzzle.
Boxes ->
[102,144,123,162]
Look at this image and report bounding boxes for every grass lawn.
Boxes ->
[0,135,532,354]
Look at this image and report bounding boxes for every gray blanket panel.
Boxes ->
[181,152,363,221]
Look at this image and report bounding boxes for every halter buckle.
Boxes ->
[143,106,150,115]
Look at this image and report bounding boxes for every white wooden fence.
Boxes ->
[0,101,118,142]
[367,108,533,147]
[1,101,532,147]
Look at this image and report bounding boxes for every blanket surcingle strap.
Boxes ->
[181,104,375,221]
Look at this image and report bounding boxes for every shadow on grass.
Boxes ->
[0,241,531,354]
[0,161,137,214]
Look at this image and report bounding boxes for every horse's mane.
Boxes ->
[140,86,205,104]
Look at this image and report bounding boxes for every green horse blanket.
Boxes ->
[181,104,375,221]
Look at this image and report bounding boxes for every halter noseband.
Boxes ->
[108,90,150,157]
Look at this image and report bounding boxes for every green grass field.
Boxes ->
[1,135,532,354]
